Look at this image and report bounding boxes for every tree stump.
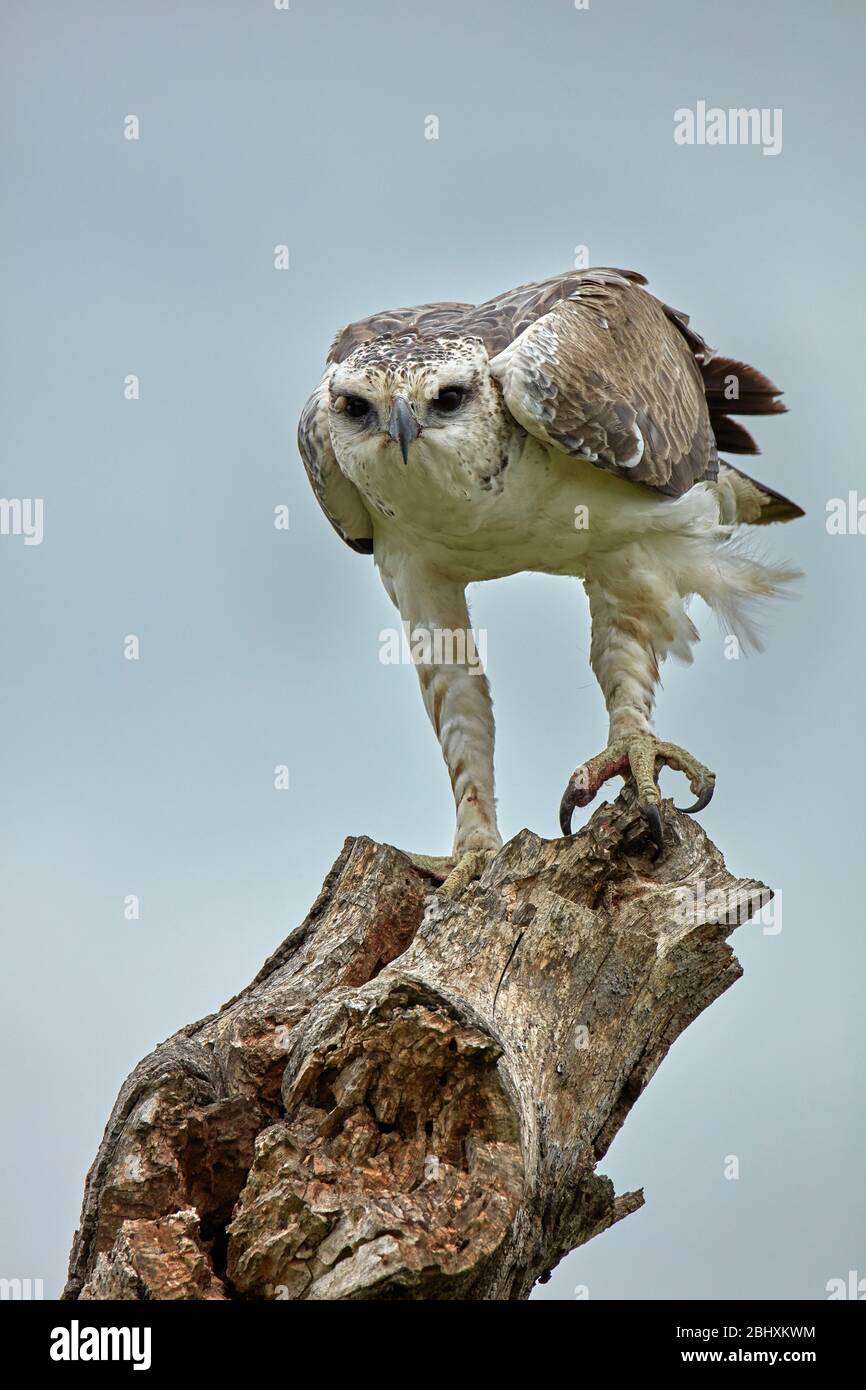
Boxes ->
[64,789,771,1301]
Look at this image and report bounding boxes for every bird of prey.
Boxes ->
[298,268,803,892]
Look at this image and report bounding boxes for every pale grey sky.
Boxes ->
[1,0,863,1300]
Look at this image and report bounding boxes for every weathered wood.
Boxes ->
[64,789,770,1300]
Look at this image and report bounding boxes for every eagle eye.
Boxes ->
[343,394,371,420]
[434,386,465,414]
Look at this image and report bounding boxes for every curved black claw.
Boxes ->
[641,801,665,854]
[559,784,578,837]
[676,784,715,815]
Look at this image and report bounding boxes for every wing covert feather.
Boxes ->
[488,277,717,495]
[297,379,373,553]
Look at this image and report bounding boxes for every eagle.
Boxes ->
[298,268,803,893]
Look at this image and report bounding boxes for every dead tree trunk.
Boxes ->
[64,790,771,1301]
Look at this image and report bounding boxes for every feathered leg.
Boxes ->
[380,555,501,892]
[559,556,715,849]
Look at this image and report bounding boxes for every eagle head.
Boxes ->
[325,334,523,502]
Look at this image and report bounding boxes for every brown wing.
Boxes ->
[487,271,720,495]
[314,267,789,514]
[297,379,373,553]
[466,266,649,354]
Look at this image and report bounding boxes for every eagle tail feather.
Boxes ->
[701,355,787,459]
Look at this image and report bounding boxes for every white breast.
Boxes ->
[365,434,710,585]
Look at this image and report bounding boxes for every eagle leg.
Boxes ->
[559,735,715,848]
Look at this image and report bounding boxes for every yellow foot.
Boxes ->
[401,852,456,880]
[401,847,498,897]
[438,847,497,897]
[559,733,716,851]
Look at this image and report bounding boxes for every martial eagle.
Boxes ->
[298,268,803,891]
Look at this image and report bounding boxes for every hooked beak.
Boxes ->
[387,396,420,464]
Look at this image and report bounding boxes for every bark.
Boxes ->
[64,789,771,1301]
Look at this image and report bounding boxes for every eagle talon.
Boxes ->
[640,800,665,853]
[560,733,714,844]
[676,783,715,815]
[559,784,579,837]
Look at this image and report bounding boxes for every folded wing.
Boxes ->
[297,378,374,553]
[488,270,720,496]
